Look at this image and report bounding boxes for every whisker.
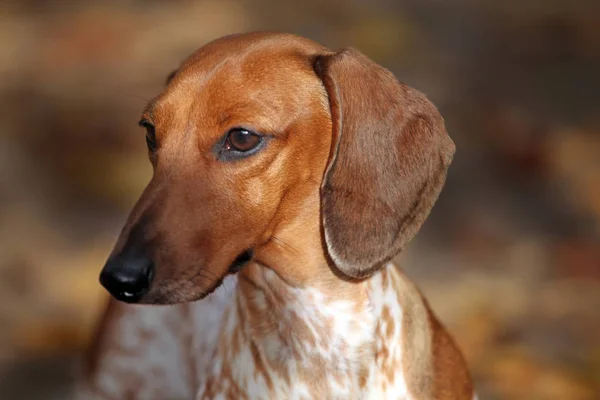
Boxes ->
[271,234,302,256]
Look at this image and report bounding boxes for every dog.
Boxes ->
[78,31,474,399]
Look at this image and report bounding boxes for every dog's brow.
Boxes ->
[217,102,256,127]
[141,100,158,121]
[215,101,284,135]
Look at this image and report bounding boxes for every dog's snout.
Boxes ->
[100,255,155,304]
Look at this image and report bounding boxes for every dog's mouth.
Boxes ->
[107,248,255,305]
[227,249,254,274]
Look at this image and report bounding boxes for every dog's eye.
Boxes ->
[139,120,157,152]
[225,128,261,152]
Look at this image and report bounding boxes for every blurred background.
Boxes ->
[0,0,599,398]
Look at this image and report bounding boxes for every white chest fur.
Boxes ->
[81,266,415,400]
[195,266,410,399]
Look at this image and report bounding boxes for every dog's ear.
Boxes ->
[314,48,455,279]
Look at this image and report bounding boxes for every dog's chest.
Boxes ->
[88,269,411,399]
[85,277,234,399]
[191,268,410,400]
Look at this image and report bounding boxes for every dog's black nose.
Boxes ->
[99,255,154,303]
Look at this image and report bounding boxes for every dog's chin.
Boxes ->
[136,276,227,305]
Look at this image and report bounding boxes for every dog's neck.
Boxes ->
[200,262,410,399]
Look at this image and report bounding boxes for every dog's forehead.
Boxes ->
[181,32,328,71]
[152,33,329,134]
[178,37,322,95]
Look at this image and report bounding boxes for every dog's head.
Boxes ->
[99,32,454,305]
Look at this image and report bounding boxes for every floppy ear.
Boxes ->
[314,48,455,279]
